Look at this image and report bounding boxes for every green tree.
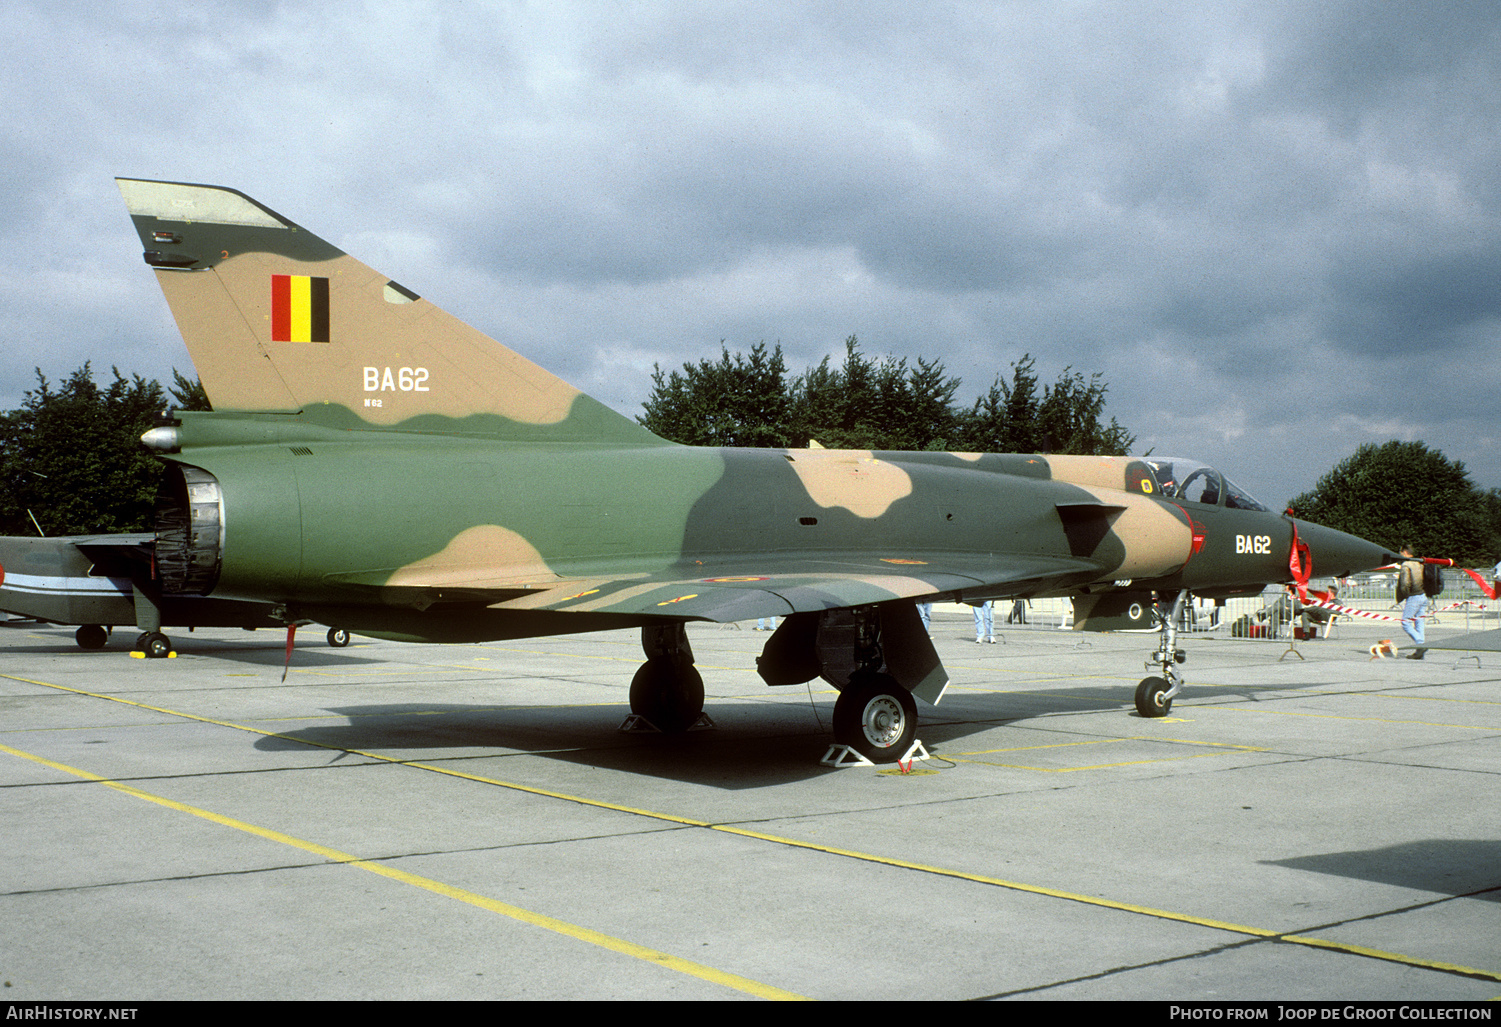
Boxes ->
[169,369,212,411]
[0,364,172,535]
[785,336,961,450]
[1287,441,1492,564]
[1484,489,1501,562]
[955,355,1134,455]
[639,342,792,447]
[1035,367,1135,456]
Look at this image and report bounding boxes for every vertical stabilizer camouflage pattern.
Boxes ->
[116,178,658,444]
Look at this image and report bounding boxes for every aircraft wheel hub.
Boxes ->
[860,695,906,747]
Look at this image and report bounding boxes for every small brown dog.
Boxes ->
[1369,639,1398,659]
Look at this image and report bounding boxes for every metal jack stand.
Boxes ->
[1279,635,1305,662]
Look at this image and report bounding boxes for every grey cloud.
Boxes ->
[3,0,1500,506]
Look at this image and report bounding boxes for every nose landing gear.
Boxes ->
[1137,590,1189,718]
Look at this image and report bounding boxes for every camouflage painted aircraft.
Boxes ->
[111,178,1394,762]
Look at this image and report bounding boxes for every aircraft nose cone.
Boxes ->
[1295,520,1395,578]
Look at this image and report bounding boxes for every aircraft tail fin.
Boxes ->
[116,178,659,443]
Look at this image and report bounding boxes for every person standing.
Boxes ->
[1397,546,1426,658]
[971,600,994,643]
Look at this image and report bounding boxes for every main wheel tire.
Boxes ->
[140,632,173,659]
[629,658,705,734]
[326,627,350,647]
[75,624,109,650]
[1135,676,1172,717]
[833,673,918,763]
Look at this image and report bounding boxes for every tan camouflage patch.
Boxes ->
[200,251,581,425]
[785,450,913,518]
[387,525,560,589]
[801,572,946,599]
[154,269,300,412]
[1045,455,1141,492]
[1073,486,1192,577]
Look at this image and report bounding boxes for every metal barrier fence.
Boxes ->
[938,571,1498,643]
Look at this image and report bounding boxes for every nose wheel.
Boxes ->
[1136,590,1189,718]
[1135,675,1174,717]
[134,631,173,659]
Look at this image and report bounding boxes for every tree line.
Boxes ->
[638,336,1136,454]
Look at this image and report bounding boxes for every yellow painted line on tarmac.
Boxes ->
[0,739,806,1002]
[1366,692,1501,708]
[949,736,1264,756]
[1218,705,1498,732]
[0,673,726,826]
[476,645,642,664]
[707,822,1501,984]
[7,674,1500,985]
[946,751,1253,773]
[1277,934,1501,983]
[941,735,1268,772]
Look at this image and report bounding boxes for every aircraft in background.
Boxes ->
[112,178,1394,761]
[0,534,350,653]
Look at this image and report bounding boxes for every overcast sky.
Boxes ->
[4,0,1498,506]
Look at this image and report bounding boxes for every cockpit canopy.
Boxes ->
[1144,458,1268,512]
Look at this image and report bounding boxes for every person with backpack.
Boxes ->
[1396,545,1427,657]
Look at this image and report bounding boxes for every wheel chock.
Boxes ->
[897,740,931,769]
[820,744,874,767]
[820,739,930,769]
[618,712,716,733]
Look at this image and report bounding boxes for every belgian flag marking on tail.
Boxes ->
[271,275,330,343]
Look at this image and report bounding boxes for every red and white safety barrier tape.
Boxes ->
[1299,598,1488,623]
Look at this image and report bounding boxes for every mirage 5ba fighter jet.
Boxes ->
[114,178,1393,762]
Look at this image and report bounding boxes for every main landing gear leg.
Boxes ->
[825,606,926,765]
[131,581,173,659]
[623,623,711,734]
[1136,589,1189,718]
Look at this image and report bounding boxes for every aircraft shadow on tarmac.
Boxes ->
[918,675,1327,729]
[186,643,388,669]
[245,676,1267,787]
[253,702,846,788]
[241,666,1360,787]
[1264,840,1501,902]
